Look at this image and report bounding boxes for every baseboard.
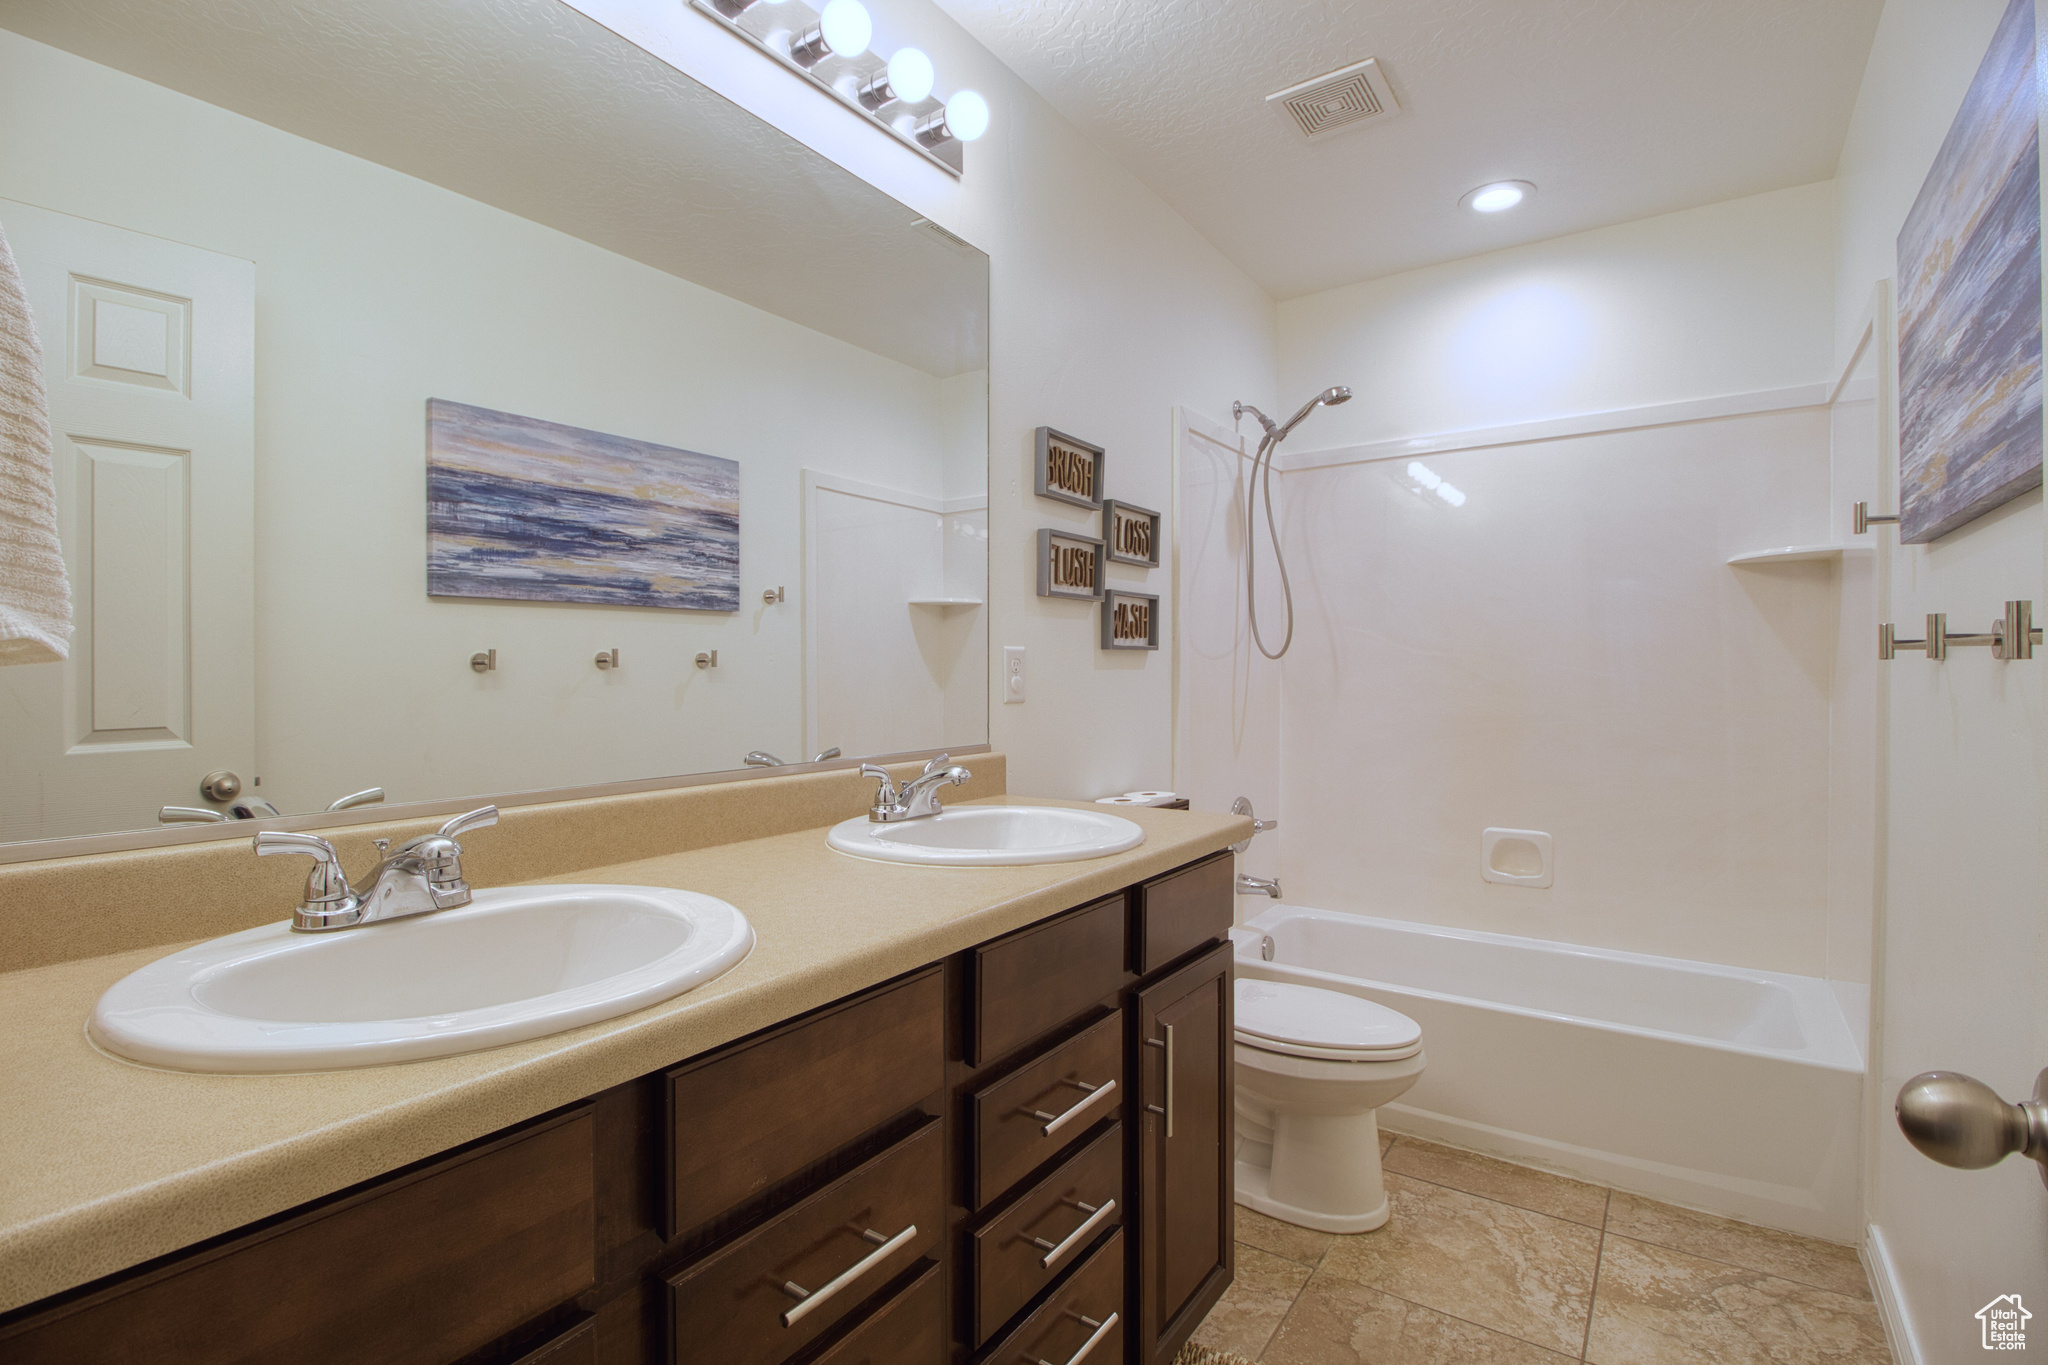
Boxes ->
[1862,1224,1922,1365]
[1380,1102,1858,1243]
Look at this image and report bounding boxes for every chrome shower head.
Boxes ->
[1273,384,1353,440]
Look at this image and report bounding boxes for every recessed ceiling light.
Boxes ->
[1462,181,1535,213]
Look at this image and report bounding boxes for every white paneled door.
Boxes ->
[0,201,254,843]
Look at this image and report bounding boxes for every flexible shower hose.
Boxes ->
[1247,427,1294,660]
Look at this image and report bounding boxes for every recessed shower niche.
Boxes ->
[1481,827,1554,888]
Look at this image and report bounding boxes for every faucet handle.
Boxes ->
[255,830,358,919]
[436,805,498,841]
[860,763,900,799]
[255,829,341,870]
[160,806,228,824]
[920,752,951,777]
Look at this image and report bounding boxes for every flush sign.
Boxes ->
[1103,499,1160,568]
[1037,529,1104,600]
[1035,427,1105,510]
[1101,589,1160,650]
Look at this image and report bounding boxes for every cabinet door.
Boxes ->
[1130,942,1233,1365]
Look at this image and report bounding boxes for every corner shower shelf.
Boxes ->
[1726,544,1873,567]
[908,597,984,608]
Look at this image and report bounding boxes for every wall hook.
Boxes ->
[695,650,718,669]
[595,648,619,670]
[762,586,785,604]
[1853,501,1901,535]
[1880,602,2042,661]
[470,649,497,673]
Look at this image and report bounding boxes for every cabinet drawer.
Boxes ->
[979,1229,1124,1365]
[1134,853,1232,976]
[972,897,1125,1065]
[510,1316,596,1365]
[971,1123,1123,1345]
[667,1118,942,1364]
[0,1110,596,1365]
[970,1010,1122,1208]
[666,967,942,1238]
[808,1262,944,1365]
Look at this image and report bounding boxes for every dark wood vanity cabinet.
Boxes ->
[0,850,1235,1365]
[1130,942,1234,1365]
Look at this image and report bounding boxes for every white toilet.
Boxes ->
[1234,976,1426,1233]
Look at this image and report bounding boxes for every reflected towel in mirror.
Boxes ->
[0,220,71,665]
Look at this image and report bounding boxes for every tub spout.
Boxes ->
[1237,874,1282,899]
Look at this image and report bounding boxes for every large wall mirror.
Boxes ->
[0,0,990,850]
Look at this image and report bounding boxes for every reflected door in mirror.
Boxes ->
[0,201,255,842]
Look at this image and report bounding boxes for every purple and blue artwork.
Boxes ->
[426,399,739,611]
[1896,0,2042,543]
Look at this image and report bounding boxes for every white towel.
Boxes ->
[0,219,70,665]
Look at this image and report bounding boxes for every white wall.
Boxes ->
[1273,408,1839,974]
[1833,1,2048,1359]
[566,0,1278,801]
[1278,182,1838,446]
[0,28,960,817]
[1220,188,1848,976]
[1172,408,1281,900]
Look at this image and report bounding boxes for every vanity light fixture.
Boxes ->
[858,46,934,109]
[691,0,987,175]
[917,89,990,147]
[789,0,871,67]
[1462,180,1535,213]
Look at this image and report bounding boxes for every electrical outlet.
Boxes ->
[1003,646,1026,703]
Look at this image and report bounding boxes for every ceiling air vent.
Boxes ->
[1267,57,1400,141]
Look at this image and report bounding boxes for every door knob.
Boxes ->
[199,770,243,802]
[1895,1069,2048,1186]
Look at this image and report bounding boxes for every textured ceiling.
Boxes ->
[930,0,1884,297]
[0,0,987,376]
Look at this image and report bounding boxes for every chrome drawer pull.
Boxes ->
[1022,1077,1119,1137]
[1145,1026,1176,1137]
[1026,1197,1117,1269]
[778,1223,917,1328]
[1031,1310,1119,1365]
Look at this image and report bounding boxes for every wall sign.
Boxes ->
[1037,529,1104,600]
[1101,589,1160,650]
[1035,427,1105,510]
[1102,499,1160,568]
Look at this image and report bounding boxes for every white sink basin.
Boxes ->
[88,885,753,1073]
[826,805,1145,866]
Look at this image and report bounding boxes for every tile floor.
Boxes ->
[1189,1133,1893,1365]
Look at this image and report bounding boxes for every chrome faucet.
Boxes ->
[863,755,971,822]
[1231,795,1283,898]
[255,805,498,932]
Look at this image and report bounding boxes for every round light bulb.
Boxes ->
[818,0,871,57]
[887,47,935,104]
[944,89,990,142]
[1463,180,1534,213]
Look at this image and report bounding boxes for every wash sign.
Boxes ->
[1980,1294,2030,1350]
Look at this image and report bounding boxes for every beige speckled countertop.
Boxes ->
[0,796,1246,1315]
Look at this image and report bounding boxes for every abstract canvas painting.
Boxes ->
[427,399,739,611]
[1896,0,2042,543]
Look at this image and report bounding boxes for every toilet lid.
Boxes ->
[1235,979,1421,1057]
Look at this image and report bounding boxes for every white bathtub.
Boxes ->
[1234,905,1866,1241]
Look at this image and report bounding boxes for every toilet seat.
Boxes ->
[1235,978,1422,1062]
